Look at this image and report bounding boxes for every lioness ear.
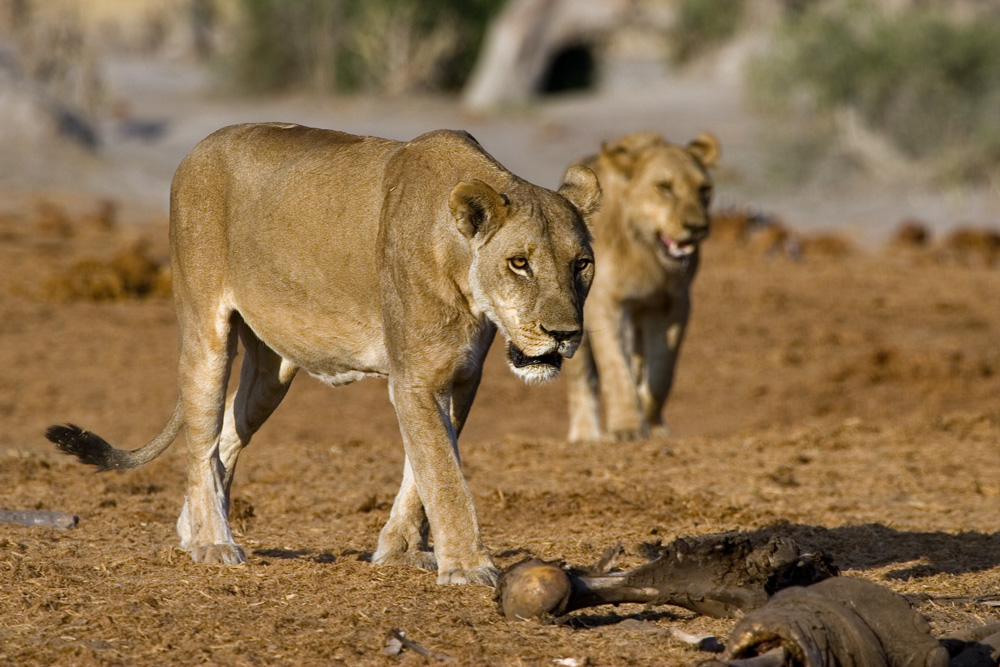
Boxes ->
[688,132,720,168]
[558,165,602,223]
[450,180,508,240]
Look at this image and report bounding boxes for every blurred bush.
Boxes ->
[0,1,103,119]
[225,0,504,95]
[749,4,1000,183]
[669,0,746,65]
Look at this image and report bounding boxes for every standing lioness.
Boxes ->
[564,131,718,442]
[47,123,600,585]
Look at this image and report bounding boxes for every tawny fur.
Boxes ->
[48,123,601,586]
[563,132,719,442]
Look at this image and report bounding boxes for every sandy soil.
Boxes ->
[3,56,1000,667]
[3,196,1000,666]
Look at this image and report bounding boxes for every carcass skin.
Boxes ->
[497,535,1000,667]
[495,534,837,621]
[718,577,948,667]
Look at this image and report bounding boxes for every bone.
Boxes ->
[382,628,453,662]
[0,509,79,529]
[495,534,837,621]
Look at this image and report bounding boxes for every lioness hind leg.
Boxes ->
[175,311,246,565]
[219,321,298,489]
[178,320,298,563]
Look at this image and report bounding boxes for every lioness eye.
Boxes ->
[657,181,674,195]
[509,256,529,271]
[575,258,592,272]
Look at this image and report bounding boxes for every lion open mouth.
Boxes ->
[507,343,563,371]
[659,234,698,260]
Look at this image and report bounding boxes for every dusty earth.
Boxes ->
[2,50,1000,666]
[3,194,1000,666]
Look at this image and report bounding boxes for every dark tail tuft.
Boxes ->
[46,424,120,472]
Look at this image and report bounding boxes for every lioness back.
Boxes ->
[170,123,406,376]
[171,122,399,294]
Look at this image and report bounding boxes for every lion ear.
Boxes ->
[558,165,602,224]
[600,132,660,178]
[688,132,720,168]
[450,180,508,240]
[601,140,639,177]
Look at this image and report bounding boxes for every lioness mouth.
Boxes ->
[507,343,562,370]
[659,234,698,259]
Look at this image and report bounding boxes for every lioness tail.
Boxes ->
[46,401,184,471]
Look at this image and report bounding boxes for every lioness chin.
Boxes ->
[563,131,719,443]
[47,123,600,585]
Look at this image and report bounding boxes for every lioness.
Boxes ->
[47,123,600,585]
[564,131,719,442]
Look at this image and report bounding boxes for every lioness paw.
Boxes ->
[373,549,438,572]
[437,564,499,586]
[188,543,246,565]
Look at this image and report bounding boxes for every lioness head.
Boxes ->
[450,166,601,384]
[599,132,719,263]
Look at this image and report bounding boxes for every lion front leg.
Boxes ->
[588,300,647,442]
[637,293,690,436]
[564,334,602,443]
[384,381,496,586]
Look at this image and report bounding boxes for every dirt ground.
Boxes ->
[2,194,1000,666]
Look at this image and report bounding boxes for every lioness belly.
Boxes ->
[237,300,390,382]
[307,369,385,387]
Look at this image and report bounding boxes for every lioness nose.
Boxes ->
[541,326,580,343]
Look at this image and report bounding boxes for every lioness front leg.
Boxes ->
[388,381,496,585]
[373,456,436,570]
[375,362,487,572]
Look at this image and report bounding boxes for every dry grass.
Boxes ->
[41,244,171,302]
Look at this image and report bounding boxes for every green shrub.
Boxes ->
[669,0,746,64]
[749,5,1000,180]
[225,0,504,94]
